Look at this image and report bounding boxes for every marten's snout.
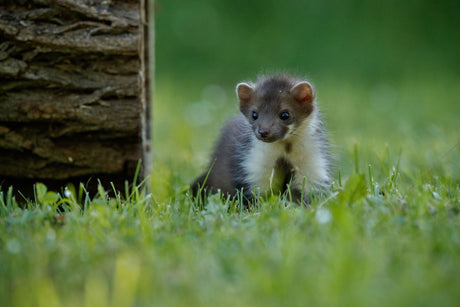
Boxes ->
[258,128,269,139]
[256,127,279,143]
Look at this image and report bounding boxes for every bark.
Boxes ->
[139,0,152,182]
[0,0,151,195]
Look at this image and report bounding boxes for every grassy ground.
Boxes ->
[1,75,459,306]
[1,169,459,306]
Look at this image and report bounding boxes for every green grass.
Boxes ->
[1,156,459,306]
[1,77,459,306]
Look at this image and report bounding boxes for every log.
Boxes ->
[0,0,152,197]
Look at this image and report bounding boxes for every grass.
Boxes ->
[1,158,459,306]
[1,75,459,306]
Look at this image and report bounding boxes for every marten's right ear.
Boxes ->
[236,83,254,103]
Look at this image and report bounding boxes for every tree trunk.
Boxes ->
[0,0,152,196]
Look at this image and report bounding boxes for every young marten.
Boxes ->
[192,73,330,205]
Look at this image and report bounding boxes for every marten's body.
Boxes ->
[192,74,330,204]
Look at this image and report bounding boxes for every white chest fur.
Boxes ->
[242,114,329,193]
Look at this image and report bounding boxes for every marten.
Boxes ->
[192,73,330,205]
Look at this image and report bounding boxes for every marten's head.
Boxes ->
[236,74,315,143]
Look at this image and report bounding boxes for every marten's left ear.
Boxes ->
[291,81,314,104]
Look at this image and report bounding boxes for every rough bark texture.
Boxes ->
[0,0,149,195]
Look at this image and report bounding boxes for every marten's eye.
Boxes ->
[280,112,290,121]
[252,111,258,120]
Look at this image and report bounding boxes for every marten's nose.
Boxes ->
[258,128,269,138]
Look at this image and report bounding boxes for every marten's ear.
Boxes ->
[236,83,254,103]
[291,81,314,104]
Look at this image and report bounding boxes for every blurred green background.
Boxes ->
[153,0,459,197]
